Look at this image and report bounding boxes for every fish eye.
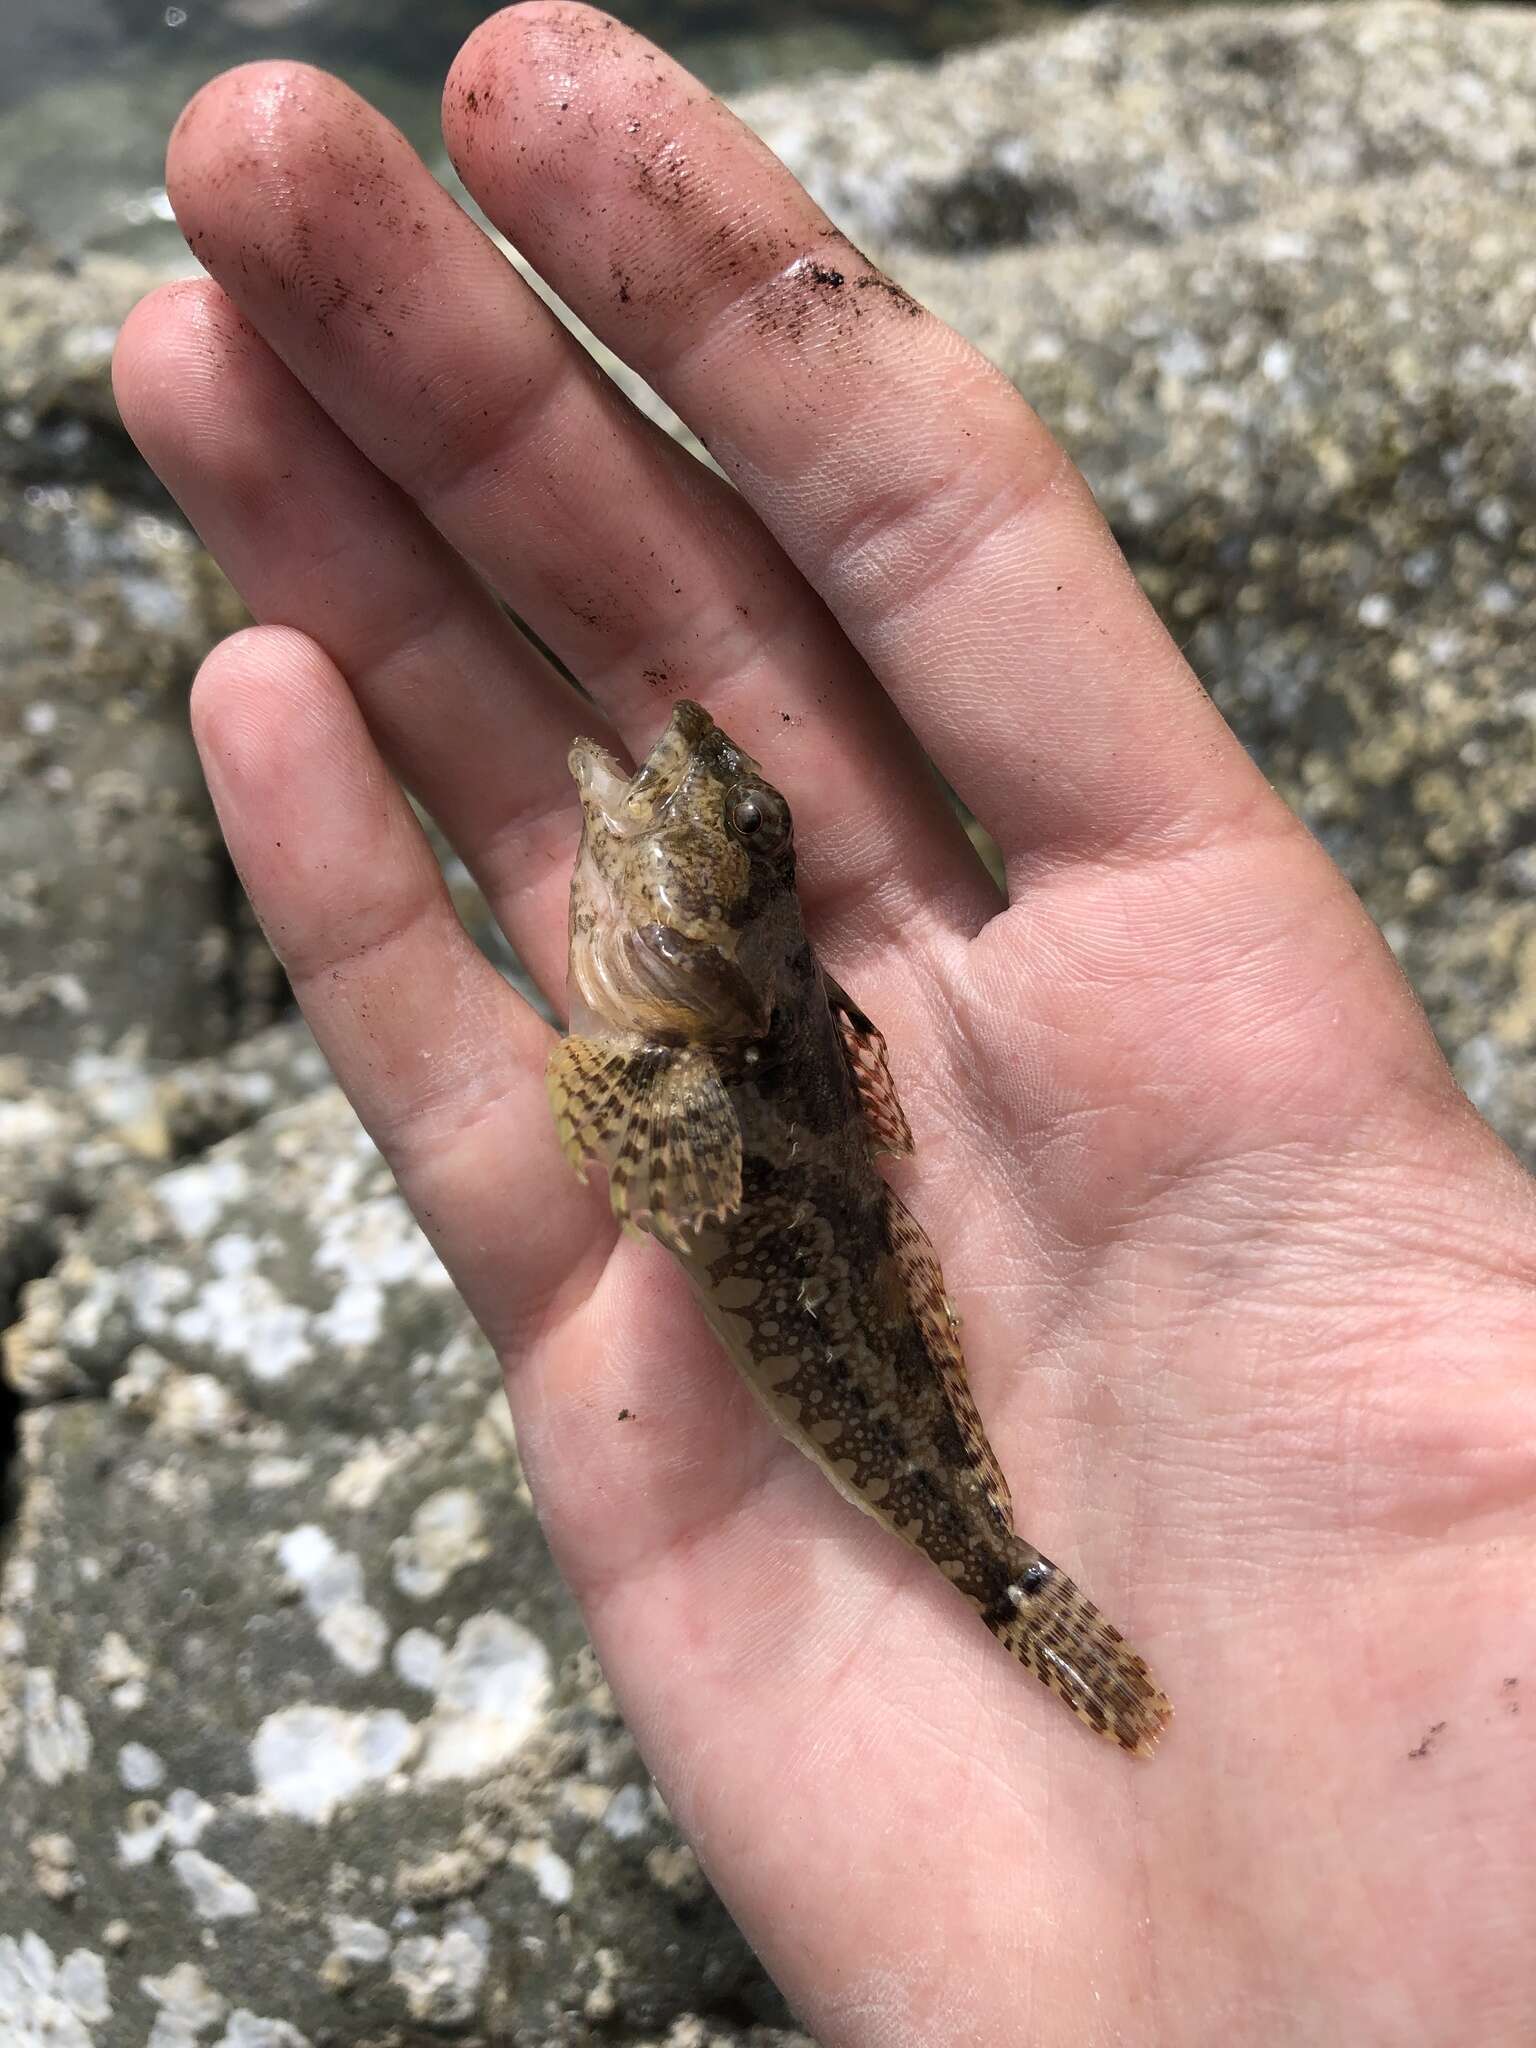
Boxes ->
[727,786,789,851]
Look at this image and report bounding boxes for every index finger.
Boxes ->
[443,2,1276,875]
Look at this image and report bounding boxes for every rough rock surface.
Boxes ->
[738,0,1536,253]
[0,249,154,482]
[0,1021,328,1401]
[0,243,276,1067]
[738,0,1536,1163]
[0,1090,801,2045]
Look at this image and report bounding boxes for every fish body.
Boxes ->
[549,701,1170,1756]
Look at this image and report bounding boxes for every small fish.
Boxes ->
[548,701,1170,1756]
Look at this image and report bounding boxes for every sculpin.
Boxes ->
[547,701,1170,1756]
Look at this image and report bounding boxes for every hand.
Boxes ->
[114,8,1536,2040]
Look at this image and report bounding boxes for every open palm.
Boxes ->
[114,6,1536,2040]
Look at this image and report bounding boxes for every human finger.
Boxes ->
[165,61,994,952]
[189,622,609,1356]
[444,3,1276,878]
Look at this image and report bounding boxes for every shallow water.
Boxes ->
[0,0,1046,263]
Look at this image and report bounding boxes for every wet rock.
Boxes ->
[736,5,1536,1165]
[0,1089,794,2044]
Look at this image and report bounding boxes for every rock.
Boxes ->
[0,496,261,1068]
[0,202,50,268]
[0,1020,327,1386]
[737,1,1536,254]
[0,232,280,1069]
[0,1089,795,2044]
[0,248,156,484]
[735,3,1536,1165]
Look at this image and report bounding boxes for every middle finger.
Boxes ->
[164,60,995,953]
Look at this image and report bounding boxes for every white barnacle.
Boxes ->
[171,1849,258,1921]
[602,1784,650,1840]
[414,1612,551,1784]
[276,1524,388,1676]
[23,1671,91,1784]
[250,1706,416,1824]
[212,2013,311,2047]
[0,1934,111,2043]
[142,1959,226,2042]
[390,1909,491,2027]
[326,1915,390,1965]
[390,1489,488,1601]
[511,1838,573,1905]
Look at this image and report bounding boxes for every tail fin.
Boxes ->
[987,1553,1171,1758]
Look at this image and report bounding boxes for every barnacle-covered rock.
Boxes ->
[0,231,276,1069]
[0,1089,795,2043]
[739,1,1536,255]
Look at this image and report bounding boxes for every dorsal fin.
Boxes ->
[825,976,914,1159]
[881,1185,1014,1536]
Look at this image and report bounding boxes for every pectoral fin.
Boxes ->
[882,1185,1014,1536]
[547,1036,742,1251]
[825,977,914,1159]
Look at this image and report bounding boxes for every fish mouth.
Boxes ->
[569,700,717,833]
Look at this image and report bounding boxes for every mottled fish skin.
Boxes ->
[548,701,1171,1757]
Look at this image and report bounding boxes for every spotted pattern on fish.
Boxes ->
[551,700,1171,1757]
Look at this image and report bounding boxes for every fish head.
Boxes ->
[567,700,801,1044]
